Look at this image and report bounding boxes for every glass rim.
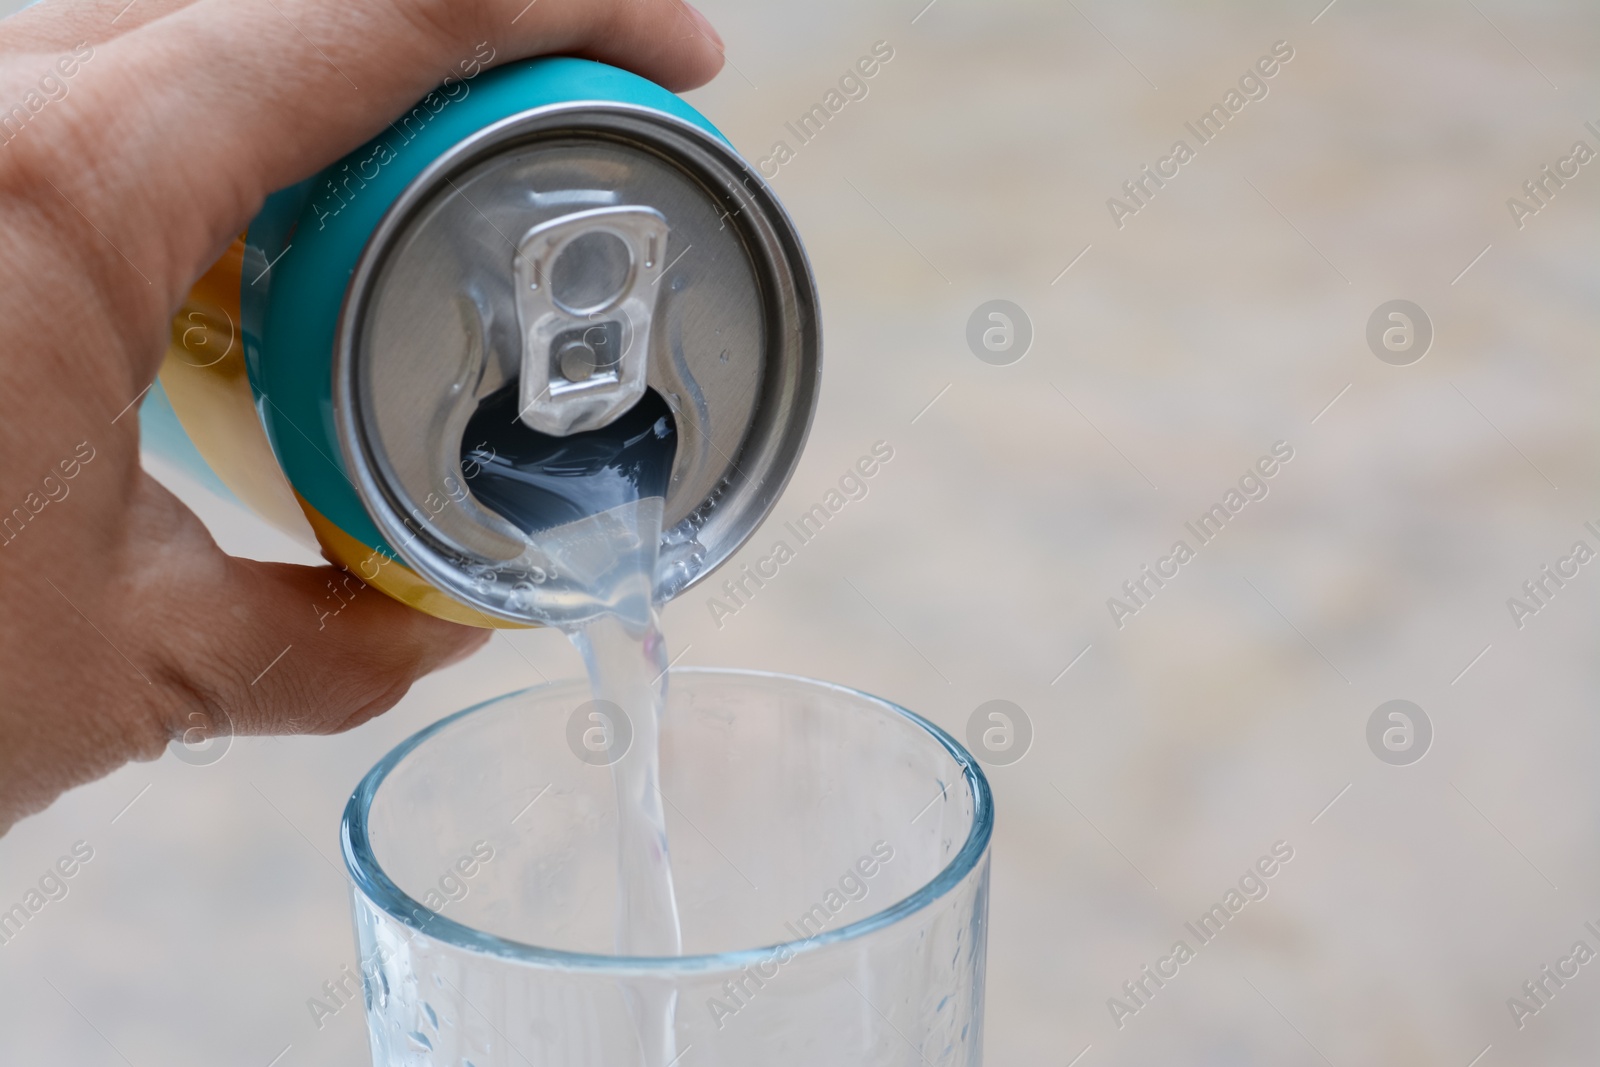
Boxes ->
[341,666,993,974]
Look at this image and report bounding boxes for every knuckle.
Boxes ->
[322,673,414,735]
[383,0,489,62]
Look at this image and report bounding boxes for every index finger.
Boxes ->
[36,0,724,292]
[0,0,201,51]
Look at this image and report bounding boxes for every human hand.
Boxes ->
[0,0,723,832]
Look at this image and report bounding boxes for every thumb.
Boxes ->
[202,558,491,736]
[0,441,492,827]
[46,0,726,294]
[141,543,492,740]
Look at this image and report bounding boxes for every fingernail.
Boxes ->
[684,3,724,52]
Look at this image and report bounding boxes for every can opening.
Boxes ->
[459,384,678,537]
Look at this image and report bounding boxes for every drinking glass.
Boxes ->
[341,668,992,1065]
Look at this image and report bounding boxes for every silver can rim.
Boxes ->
[332,100,822,624]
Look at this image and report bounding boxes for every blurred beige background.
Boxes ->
[5,0,1600,1064]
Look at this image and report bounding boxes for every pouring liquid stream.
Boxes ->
[571,607,682,1066]
[465,385,684,1066]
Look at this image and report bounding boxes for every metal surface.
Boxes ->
[334,102,820,624]
[514,205,669,437]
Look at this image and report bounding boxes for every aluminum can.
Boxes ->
[152,57,820,627]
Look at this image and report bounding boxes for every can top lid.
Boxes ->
[335,102,819,626]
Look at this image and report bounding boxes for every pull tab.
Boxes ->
[513,205,670,437]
